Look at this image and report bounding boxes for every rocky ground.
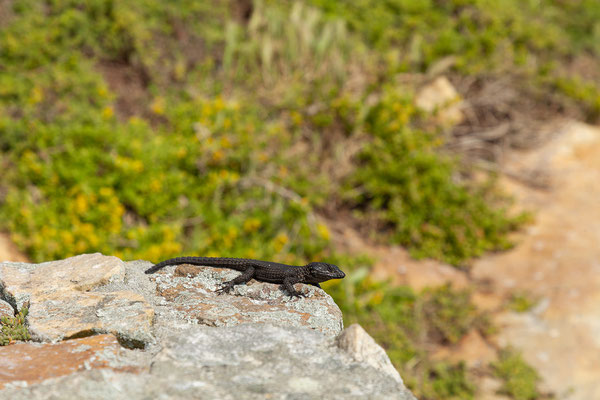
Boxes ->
[0,254,415,399]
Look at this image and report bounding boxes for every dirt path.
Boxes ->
[0,233,28,262]
[471,121,600,399]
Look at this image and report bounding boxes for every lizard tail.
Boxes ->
[144,256,250,274]
[144,256,203,274]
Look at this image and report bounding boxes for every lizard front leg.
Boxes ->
[282,276,306,298]
[217,266,255,294]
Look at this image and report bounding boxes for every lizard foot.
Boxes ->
[216,283,234,295]
[289,291,307,299]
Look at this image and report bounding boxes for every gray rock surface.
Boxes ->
[147,262,344,336]
[337,323,405,385]
[0,324,416,400]
[0,254,153,346]
[0,299,13,319]
[0,254,416,399]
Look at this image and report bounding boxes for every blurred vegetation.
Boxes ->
[1,0,596,397]
[303,0,600,120]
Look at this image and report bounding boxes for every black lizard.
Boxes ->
[144,256,345,298]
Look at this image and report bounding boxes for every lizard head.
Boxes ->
[306,262,346,282]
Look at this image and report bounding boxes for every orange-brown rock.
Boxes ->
[0,334,136,389]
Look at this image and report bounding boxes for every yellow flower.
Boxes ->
[128,116,144,126]
[220,136,232,148]
[212,150,224,162]
[144,245,162,262]
[174,59,186,81]
[177,148,187,159]
[97,86,109,98]
[99,187,114,197]
[149,178,162,193]
[316,223,330,241]
[102,106,114,119]
[73,194,88,215]
[60,231,74,246]
[279,166,288,178]
[226,226,238,240]
[28,87,44,104]
[151,97,166,115]
[201,102,213,118]
[131,160,144,173]
[273,233,289,252]
[229,172,240,183]
[369,290,384,306]
[243,218,261,232]
[214,96,225,111]
[162,226,176,242]
[290,111,303,126]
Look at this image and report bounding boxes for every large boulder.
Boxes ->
[0,254,416,399]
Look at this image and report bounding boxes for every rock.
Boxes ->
[150,324,417,400]
[415,76,463,126]
[0,334,140,389]
[0,299,13,319]
[147,263,344,336]
[0,254,416,399]
[0,254,154,346]
[0,324,416,400]
[336,324,405,384]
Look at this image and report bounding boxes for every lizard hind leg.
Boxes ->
[216,266,255,295]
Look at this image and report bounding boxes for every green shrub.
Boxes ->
[0,307,30,346]
[344,89,524,265]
